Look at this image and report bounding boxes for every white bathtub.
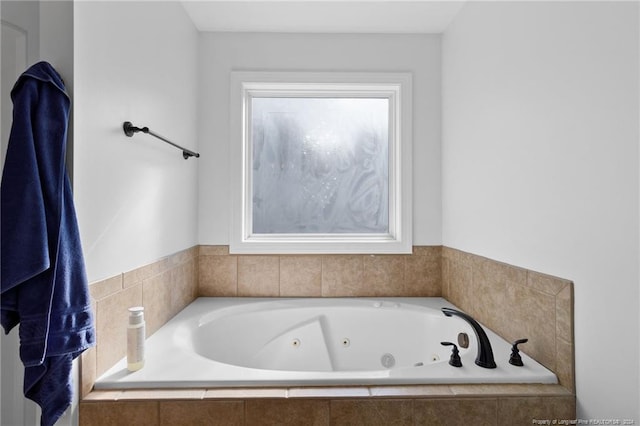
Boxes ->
[95,297,557,389]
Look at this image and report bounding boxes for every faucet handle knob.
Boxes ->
[441,341,462,367]
[509,338,529,366]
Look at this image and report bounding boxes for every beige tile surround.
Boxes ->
[441,247,575,392]
[198,245,442,297]
[81,247,198,398]
[80,245,575,425]
[80,384,574,426]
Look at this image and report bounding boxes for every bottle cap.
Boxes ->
[128,306,145,325]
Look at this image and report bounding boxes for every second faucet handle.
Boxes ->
[441,341,462,367]
[509,338,529,366]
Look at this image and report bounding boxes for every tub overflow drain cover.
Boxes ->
[381,353,395,368]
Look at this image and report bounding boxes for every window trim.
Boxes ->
[229,71,412,254]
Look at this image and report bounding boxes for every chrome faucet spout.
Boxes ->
[441,307,497,369]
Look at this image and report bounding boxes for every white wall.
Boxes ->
[39,1,74,175]
[1,4,41,424]
[74,1,199,282]
[442,1,639,420]
[198,32,442,246]
[1,1,39,168]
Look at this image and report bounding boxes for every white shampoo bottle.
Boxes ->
[127,306,145,371]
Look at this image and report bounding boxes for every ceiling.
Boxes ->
[180,1,466,34]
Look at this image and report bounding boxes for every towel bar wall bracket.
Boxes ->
[122,121,200,159]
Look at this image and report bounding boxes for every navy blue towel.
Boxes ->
[1,61,95,426]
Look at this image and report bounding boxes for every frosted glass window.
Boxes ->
[251,97,389,234]
[230,72,413,254]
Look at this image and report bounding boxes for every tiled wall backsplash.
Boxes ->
[442,247,574,392]
[198,245,442,297]
[81,245,574,397]
[81,247,198,397]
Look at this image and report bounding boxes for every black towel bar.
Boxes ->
[123,121,200,159]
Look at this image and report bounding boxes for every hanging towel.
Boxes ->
[1,61,95,426]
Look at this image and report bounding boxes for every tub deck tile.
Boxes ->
[204,387,287,399]
[288,386,370,398]
[83,383,572,402]
[118,389,205,400]
[369,385,453,398]
[449,383,571,397]
[82,390,123,401]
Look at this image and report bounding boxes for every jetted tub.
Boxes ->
[95,297,557,389]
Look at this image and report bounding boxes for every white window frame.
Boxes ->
[229,71,412,254]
